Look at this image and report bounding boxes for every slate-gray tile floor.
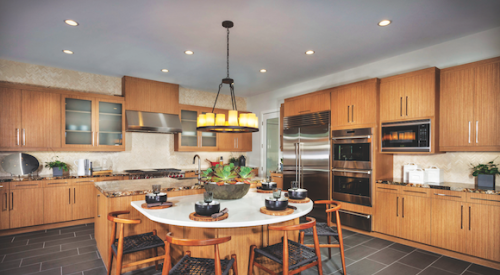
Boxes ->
[1,223,498,275]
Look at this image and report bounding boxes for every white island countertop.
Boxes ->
[131,189,313,228]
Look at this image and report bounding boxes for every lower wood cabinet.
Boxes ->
[430,198,468,254]
[73,184,96,220]
[0,183,9,230]
[374,190,400,236]
[10,186,44,228]
[399,194,431,244]
[44,185,73,224]
[467,202,500,262]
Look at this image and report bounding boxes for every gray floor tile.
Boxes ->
[345,258,386,275]
[122,265,162,275]
[419,266,456,275]
[32,267,64,275]
[84,267,107,275]
[0,259,22,271]
[362,238,394,250]
[430,256,471,274]
[62,258,104,275]
[41,251,99,271]
[0,236,14,244]
[397,251,439,270]
[60,225,94,234]
[29,232,76,244]
[373,262,420,275]
[320,254,353,274]
[75,229,94,237]
[415,249,441,257]
[45,235,91,248]
[78,246,97,254]
[389,243,416,253]
[61,239,97,251]
[22,249,79,266]
[343,245,378,261]
[0,239,30,250]
[367,247,408,265]
[462,272,480,275]
[340,229,357,238]
[342,234,373,247]
[0,263,41,275]
[14,230,61,241]
[3,246,61,262]
[466,264,500,275]
[0,242,44,255]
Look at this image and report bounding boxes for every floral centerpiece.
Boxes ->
[202,163,252,199]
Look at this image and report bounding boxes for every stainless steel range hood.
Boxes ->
[126,110,183,134]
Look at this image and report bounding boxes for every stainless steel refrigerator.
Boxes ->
[283,111,330,220]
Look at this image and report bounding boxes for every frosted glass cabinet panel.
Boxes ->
[65,98,93,145]
[180,110,198,147]
[200,111,217,148]
[174,105,219,151]
[98,102,123,146]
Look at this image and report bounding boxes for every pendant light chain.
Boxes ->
[227,28,230,78]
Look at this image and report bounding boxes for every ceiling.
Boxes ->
[1,0,500,97]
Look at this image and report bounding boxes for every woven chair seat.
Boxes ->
[111,232,164,255]
[254,239,318,270]
[168,254,235,275]
[301,222,339,237]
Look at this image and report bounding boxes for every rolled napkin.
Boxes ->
[287,205,297,210]
[284,193,289,197]
[147,201,173,208]
[211,207,228,219]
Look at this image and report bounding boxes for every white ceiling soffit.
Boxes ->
[1,0,499,96]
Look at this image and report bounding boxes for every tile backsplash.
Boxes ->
[393,152,500,184]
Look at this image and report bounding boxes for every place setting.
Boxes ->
[189,191,229,222]
[260,188,297,216]
[141,184,174,209]
[286,181,311,203]
[256,176,277,193]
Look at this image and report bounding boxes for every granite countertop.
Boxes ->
[0,172,129,183]
[377,180,500,195]
[95,177,203,198]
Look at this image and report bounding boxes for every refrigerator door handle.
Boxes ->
[294,143,298,183]
[298,143,302,188]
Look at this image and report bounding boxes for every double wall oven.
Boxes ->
[331,128,373,231]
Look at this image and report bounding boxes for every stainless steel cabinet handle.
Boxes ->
[406,96,408,116]
[273,175,282,178]
[92,131,94,146]
[299,110,310,113]
[97,194,100,217]
[461,205,463,229]
[69,188,71,204]
[347,105,350,122]
[14,184,38,187]
[332,135,371,140]
[469,206,471,231]
[377,187,397,191]
[402,197,405,218]
[400,97,402,117]
[76,180,94,183]
[468,121,471,144]
[339,210,371,219]
[237,138,239,148]
[470,197,500,203]
[3,193,7,211]
[332,169,371,174]
[476,121,478,143]
[97,132,99,146]
[396,197,399,217]
[403,190,426,194]
[48,181,68,185]
[74,188,76,204]
[16,128,20,146]
[434,193,462,198]
[351,105,354,122]
[22,129,26,146]
[10,192,14,210]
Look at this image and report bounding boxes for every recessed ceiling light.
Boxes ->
[62,50,74,54]
[305,50,315,55]
[378,20,391,27]
[64,19,79,26]
[161,69,169,73]
[260,69,267,73]
[184,50,194,55]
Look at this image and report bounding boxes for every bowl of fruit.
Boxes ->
[202,164,253,200]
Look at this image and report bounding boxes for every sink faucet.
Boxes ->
[193,154,201,184]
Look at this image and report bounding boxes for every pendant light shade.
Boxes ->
[196,21,259,133]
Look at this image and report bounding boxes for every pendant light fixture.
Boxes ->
[196,21,259,133]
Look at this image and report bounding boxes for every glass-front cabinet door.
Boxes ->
[97,100,124,148]
[63,96,95,148]
[175,105,218,151]
[200,110,217,150]
[180,109,198,148]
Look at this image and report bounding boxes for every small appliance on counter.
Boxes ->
[403,163,419,183]
[238,155,246,167]
[74,159,91,176]
[1,153,40,177]
[425,166,444,184]
[408,169,425,184]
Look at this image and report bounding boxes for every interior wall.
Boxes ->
[246,26,500,183]
[0,60,247,176]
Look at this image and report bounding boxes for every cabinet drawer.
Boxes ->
[431,190,466,202]
[467,193,500,206]
[375,184,400,193]
[270,173,282,178]
[401,186,430,197]
[10,181,42,189]
[73,178,98,185]
[42,179,71,187]
[0,182,9,189]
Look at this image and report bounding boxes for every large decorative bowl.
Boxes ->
[204,182,250,200]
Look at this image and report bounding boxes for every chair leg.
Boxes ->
[300,231,304,244]
[231,254,238,275]
[154,247,159,270]
[107,252,113,275]
[339,240,347,275]
[327,236,332,259]
[248,245,256,275]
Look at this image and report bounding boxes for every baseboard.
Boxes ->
[0,218,94,236]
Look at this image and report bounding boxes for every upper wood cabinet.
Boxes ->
[123,76,179,114]
[380,67,439,122]
[440,57,500,151]
[331,78,379,127]
[0,87,61,150]
[219,132,252,152]
[284,91,330,117]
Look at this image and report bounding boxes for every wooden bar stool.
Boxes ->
[299,201,346,275]
[107,211,165,275]
[248,217,323,275]
[162,232,238,275]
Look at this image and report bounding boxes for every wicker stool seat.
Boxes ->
[169,254,235,275]
[254,239,318,271]
[111,232,164,255]
[301,222,339,237]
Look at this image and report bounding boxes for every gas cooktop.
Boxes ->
[124,168,184,179]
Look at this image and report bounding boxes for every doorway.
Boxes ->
[261,111,280,178]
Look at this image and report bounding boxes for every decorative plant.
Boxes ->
[470,160,500,177]
[229,157,239,165]
[201,167,213,182]
[213,163,237,185]
[45,157,69,172]
[237,167,254,183]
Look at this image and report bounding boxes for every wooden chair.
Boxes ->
[107,211,165,275]
[248,217,323,275]
[299,201,346,275]
[162,233,238,275]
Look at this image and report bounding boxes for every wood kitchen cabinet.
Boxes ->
[123,76,179,114]
[270,172,283,189]
[374,187,400,237]
[440,57,500,151]
[73,183,96,220]
[284,91,330,117]
[0,182,9,230]
[218,132,252,152]
[43,182,73,224]
[0,88,22,149]
[331,78,379,127]
[9,182,44,229]
[380,67,439,122]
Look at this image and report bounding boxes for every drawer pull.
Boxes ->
[299,110,310,113]
[76,180,94,183]
[3,193,7,211]
[434,193,462,198]
[48,182,68,185]
[10,192,14,210]
[14,184,38,187]
[470,197,500,203]
[0,185,3,188]
[403,190,427,194]
[272,176,282,178]
[97,194,100,217]
[377,187,397,191]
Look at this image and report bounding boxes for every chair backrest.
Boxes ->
[107,210,141,224]
[163,233,232,275]
[268,216,316,231]
[314,200,342,227]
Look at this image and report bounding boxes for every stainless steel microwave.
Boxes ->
[381,119,431,152]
